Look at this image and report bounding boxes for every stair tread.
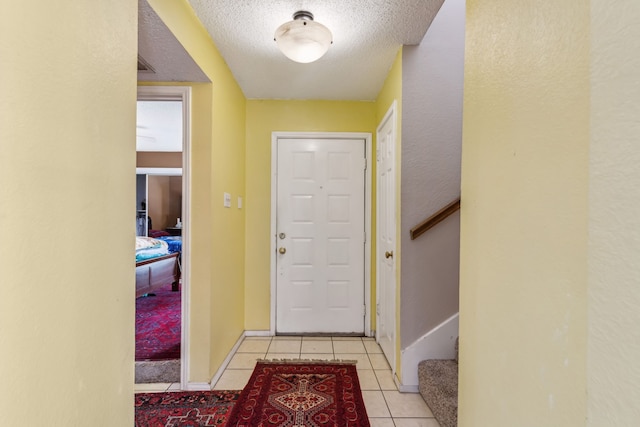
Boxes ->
[418,359,458,427]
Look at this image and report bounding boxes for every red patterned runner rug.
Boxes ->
[225,360,370,427]
[134,390,240,426]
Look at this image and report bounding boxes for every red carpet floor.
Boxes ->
[136,285,181,361]
[135,390,239,426]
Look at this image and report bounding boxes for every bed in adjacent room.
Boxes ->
[149,229,182,253]
[136,236,181,298]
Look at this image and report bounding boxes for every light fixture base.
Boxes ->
[292,11,314,21]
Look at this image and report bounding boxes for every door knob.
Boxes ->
[385,251,393,259]
[279,247,287,254]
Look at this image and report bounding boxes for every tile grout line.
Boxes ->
[366,346,385,392]
[380,388,395,421]
[331,337,336,359]
[365,343,395,421]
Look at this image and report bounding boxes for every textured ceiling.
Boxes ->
[137,0,209,83]
[187,0,445,100]
[138,0,445,100]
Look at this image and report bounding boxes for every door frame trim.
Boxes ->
[270,132,373,336]
[137,86,191,390]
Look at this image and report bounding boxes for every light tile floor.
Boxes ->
[135,336,441,427]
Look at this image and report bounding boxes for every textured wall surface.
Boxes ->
[588,0,640,424]
[0,0,137,424]
[400,0,465,347]
[459,0,589,424]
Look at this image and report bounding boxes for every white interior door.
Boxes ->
[276,138,366,334]
[376,104,397,370]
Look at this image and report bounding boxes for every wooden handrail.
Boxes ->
[410,198,461,240]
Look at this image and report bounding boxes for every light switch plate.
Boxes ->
[223,192,231,208]
[238,196,243,209]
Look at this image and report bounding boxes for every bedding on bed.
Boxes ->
[136,236,169,262]
[156,236,182,254]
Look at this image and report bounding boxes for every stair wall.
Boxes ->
[399,312,459,390]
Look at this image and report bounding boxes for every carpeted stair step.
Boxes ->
[417,338,458,427]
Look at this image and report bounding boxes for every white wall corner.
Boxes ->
[400,313,459,388]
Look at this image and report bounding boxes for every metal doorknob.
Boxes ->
[279,247,287,254]
[385,251,394,259]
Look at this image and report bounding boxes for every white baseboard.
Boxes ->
[207,332,246,389]
[184,382,212,391]
[394,374,420,393]
[184,331,270,391]
[244,330,273,337]
[400,313,459,388]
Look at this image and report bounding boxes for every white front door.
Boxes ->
[276,138,366,334]
[376,103,397,369]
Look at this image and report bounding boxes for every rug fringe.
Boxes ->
[257,358,359,366]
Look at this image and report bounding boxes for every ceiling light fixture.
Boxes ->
[274,11,333,63]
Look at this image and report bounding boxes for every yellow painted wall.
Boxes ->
[185,83,215,380]
[146,0,246,381]
[244,100,376,330]
[375,49,403,373]
[0,0,137,424]
[376,49,403,126]
[460,0,589,424]
[588,0,640,424]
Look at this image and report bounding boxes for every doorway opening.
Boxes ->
[135,86,191,390]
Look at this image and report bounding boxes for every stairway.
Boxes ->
[417,338,458,427]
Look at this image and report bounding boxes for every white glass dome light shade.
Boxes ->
[274,12,333,64]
